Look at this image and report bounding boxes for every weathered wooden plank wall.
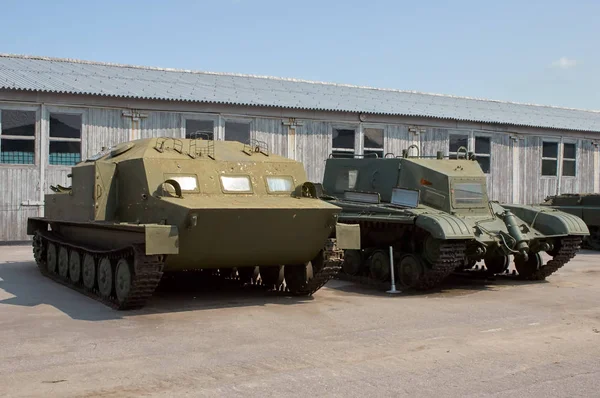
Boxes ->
[140,111,182,138]
[1,101,599,241]
[296,120,330,182]
[0,168,40,240]
[253,117,287,157]
[489,133,513,203]
[86,108,131,155]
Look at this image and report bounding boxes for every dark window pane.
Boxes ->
[364,149,384,158]
[542,159,557,176]
[1,110,35,136]
[449,134,468,153]
[50,113,81,138]
[562,159,576,176]
[332,129,355,149]
[475,136,490,155]
[225,121,250,143]
[563,143,576,159]
[364,128,383,149]
[1,138,34,164]
[331,150,355,158]
[49,141,81,165]
[542,142,558,158]
[186,119,214,140]
[477,156,491,173]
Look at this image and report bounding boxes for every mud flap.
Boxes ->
[335,223,361,250]
[145,225,179,255]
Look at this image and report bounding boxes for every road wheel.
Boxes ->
[115,258,132,304]
[97,257,113,299]
[398,254,424,288]
[69,251,82,283]
[46,243,57,273]
[58,246,69,279]
[342,250,363,275]
[368,250,390,281]
[82,254,96,289]
[484,254,510,274]
[515,252,543,279]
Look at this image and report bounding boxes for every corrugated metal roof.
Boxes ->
[1,54,599,132]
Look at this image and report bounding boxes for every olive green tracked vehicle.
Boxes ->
[541,193,600,250]
[316,146,588,290]
[27,137,360,310]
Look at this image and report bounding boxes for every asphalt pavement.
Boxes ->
[1,244,599,397]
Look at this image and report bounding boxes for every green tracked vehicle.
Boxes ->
[541,193,600,250]
[316,146,589,290]
[27,136,360,310]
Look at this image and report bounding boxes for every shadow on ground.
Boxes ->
[0,260,314,322]
[325,268,549,297]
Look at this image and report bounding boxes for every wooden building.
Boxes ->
[1,54,599,241]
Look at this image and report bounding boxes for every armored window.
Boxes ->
[332,128,355,158]
[334,169,358,192]
[562,143,576,177]
[265,176,294,193]
[225,121,250,144]
[452,182,486,207]
[164,174,199,192]
[0,109,36,164]
[541,141,558,176]
[363,128,384,158]
[220,175,253,193]
[449,134,469,158]
[49,113,82,166]
[186,119,214,140]
[474,136,491,174]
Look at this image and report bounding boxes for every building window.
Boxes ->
[541,141,558,176]
[49,113,82,166]
[449,134,469,158]
[225,121,250,143]
[474,136,491,173]
[562,143,576,177]
[185,119,214,140]
[363,128,384,158]
[332,128,355,158]
[0,109,36,164]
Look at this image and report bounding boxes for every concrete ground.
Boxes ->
[0,245,599,398]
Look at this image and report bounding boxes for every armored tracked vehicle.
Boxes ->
[317,147,588,290]
[27,137,360,310]
[541,193,600,250]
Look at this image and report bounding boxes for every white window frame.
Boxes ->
[473,132,492,174]
[181,113,219,140]
[0,104,39,168]
[448,131,470,158]
[331,124,358,158]
[362,125,385,158]
[46,106,86,168]
[223,116,253,144]
[561,140,577,178]
[541,138,560,178]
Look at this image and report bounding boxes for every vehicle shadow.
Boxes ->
[326,269,549,297]
[0,261,315,321]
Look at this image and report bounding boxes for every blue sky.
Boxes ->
[1,0,598,109]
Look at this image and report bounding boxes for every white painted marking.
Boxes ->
[528,322,540,326]
[481,328,503,333]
